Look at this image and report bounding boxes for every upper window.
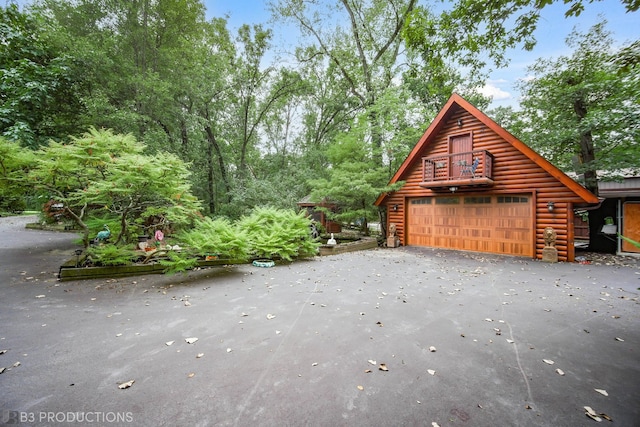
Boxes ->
[497,196,529,203]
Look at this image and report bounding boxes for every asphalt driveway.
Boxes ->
[1,215,639,426]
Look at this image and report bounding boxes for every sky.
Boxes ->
[204,0,640,109]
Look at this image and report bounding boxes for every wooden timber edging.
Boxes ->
[58,257,247,281]
[318,237,378,256]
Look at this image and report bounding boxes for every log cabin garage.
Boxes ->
[374,94,599,262]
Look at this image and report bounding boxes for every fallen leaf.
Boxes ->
[357,385,364,391]
[506,339,514,344]
[615,337,624,342]
[118,380,134,389]
[429,346,437,352]
[188,373,195,378]
[427,369,436,375]
[379,363,388,371]
[0,367,5,374]
[584,406,598,417]
[185,337,198,344]
[368,359,377,365]
[543,359,555,365]
[556,369,565,376]
[364,369,372,373]
[594,389,608,396]
[525,404,532,410]
[184,301,191,307]
[0,350,6,355]
[584,406,602,422]
[266,314,276,320]
[376,321,383,327]
[312,362,318,366]
[116,333,122,337]
[165,341,175,346]
[484,318,493,322]
[12,362,20,367]
[240,312,248,317]
[196,353,204,358]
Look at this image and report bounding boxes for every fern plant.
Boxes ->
[176,217,250,261]
[237,207,320,261]
[159,251,199,275]
[85,245,137,266]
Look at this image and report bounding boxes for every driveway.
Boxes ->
[1,215,639,426]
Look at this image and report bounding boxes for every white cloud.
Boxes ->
[479,83,511,101]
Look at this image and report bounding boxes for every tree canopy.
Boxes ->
[1,0,638,228]
[508,22,640,195]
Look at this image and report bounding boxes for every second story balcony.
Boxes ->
[420,150,495,190]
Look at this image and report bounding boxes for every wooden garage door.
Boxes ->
[622,202,640,253]
[407,195,533,256]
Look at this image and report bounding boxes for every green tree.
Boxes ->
[27,128,201,247]
[0,4,87,147]
[271,0,418,166]
[404,0,639,75]
[0,138,37,212]
[515,22,640,195]
[308,116,404,234]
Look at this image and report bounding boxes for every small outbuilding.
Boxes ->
[374,94,599,262]
[297,196,342,233]
[586,175,640,255]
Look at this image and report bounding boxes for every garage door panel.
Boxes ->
[407,195,532,256]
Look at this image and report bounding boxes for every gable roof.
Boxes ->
[374,93,599,206]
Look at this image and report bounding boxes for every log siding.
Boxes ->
[376,94,598,262]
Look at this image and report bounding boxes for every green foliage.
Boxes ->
[0,138,36,212]
[177,217,250,261]
[0,4,88,147]
[404,0,638,77]
[24,127,202,247]
[159,251,199,275]
[237,207,319,260]
[513,22,640,194]
[308,117,404,233]
[85,245,137,267]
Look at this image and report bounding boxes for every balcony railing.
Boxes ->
[420,150,494,188]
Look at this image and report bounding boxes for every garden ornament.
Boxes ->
[96,225,111,242]
[327,233,337,246]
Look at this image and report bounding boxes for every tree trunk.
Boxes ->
[573,98,598,196]
[204,125,231,206]
[206,138,216,214]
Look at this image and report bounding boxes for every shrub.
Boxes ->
[85,245,138,267]
[176,217,250,261]
[237,207,320,261]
